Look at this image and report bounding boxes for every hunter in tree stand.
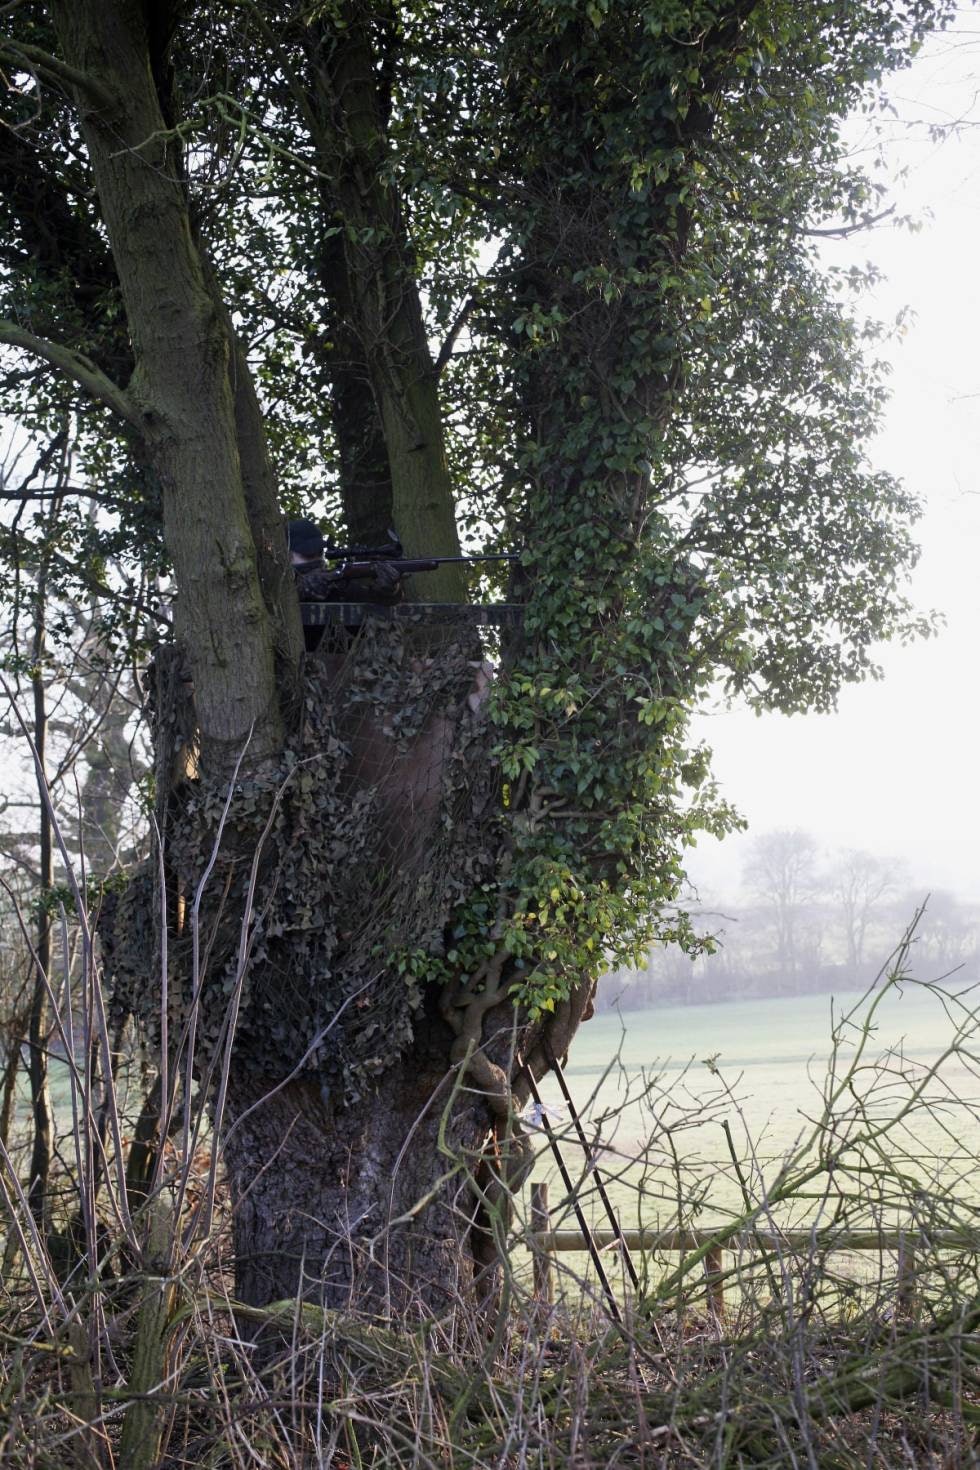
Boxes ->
[288,517,404,651]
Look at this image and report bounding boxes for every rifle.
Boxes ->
[327,553,517,581]
[320,529,518,574]
[299,601,524,627]
[296,533,523,628]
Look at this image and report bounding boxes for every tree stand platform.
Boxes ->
[300,602,524,628]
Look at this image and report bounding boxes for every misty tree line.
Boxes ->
[601,828,980,1009]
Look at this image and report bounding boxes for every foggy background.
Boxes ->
[605,14,980,1008]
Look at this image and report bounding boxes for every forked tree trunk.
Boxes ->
[46,0,558,1324]
[305,7,468,604]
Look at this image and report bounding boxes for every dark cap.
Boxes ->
[287,518,324,558]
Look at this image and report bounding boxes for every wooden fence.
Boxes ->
[526,1181,968,1314]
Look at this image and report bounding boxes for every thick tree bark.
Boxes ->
[190,242,304,687]
[225,319,305,704]
[316,227,396,548]
[222,972,596,1313]
[225,1051,495,1314]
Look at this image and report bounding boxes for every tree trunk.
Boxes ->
[306,7,467,603]
[224,1043,497,1315]
[49,0,557,1325]
[196,246,305,693]
[51,0,289,765]
[0,1045,19,1155]
[222,970,596,1313]
[316,226,396,549]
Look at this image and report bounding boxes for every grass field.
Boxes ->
[526,978,980,1296]
[547,979,980,1146]
[22,972,980,1269]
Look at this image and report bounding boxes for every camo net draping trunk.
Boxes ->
[100,619,576,1310]
[106,619,504,1100]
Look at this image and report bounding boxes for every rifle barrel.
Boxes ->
[324,549,517,565]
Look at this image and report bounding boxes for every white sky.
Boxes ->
[689,16,980,904]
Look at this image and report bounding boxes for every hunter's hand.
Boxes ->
[372,561,402,597]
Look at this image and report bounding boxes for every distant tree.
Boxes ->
[913,890,980,975]
[743,829,822,979]
[831,848,905,972]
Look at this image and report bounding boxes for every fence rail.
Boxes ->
[531,1226,972,1252]
[526,1182,975,1313]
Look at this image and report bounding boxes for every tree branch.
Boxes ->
[0,485,118,502]
[0,320,141,428]
[0,37,115,110]
[803,204,896,239]
[433,295,478,378]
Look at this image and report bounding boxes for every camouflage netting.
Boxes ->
[102,620,505,1106]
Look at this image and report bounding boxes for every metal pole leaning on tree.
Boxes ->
[519,1057,622,1325]
[543,1041,640,1292]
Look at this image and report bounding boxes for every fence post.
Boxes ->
[897,1232,918,1318]
[705,1245,725,1319]
[531,1181,554,1305]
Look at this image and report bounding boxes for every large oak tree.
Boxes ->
[0,0,946,1312]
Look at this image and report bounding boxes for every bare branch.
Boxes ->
[802,204,896,238]
[0,320,141,428]
[433,295,479,378]
[0,36,115,110]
